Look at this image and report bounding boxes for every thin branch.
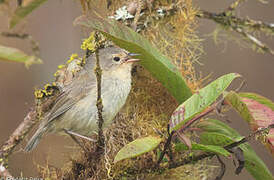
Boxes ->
[215,155,226,180]
[224,124,274,150]
[197,8,274,55]
[234,28,274,55]
[179,105,215,133]
[94,34,105,149]
[1,32,29,39]
[168,152,214,169]
[197,10,274,35]
[0,109,37,159]
[156,128,175,166]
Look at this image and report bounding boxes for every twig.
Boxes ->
[168,152,214,169]
[229,147,245,175]
[156,125,175,166]
[180,105,215,133]
[94,34,105,149]
[0,109,37,159]
[224,124,274,150]
[215,155,226,180]
[197,10,274,35]
[1,32,29,39]
[197,9,274,55]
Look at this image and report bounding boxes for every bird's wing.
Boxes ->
[46,69,96,124]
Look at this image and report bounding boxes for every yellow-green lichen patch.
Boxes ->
[81,32,96,51]
[34,82,58,99]
[66,53,79,64]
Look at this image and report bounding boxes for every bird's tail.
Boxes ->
[24,127,47,152]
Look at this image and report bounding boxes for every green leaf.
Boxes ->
[0,45,42,67]
[170,73,240,132]
[224,91,254,124]
[197,119,241,139]
[198,119,273,180]
[175,143,230,157]
[225,91,274,155]
[74,15,192,103]
[114,136,162,163]
[200,132,236,146]
[9,0,47,28]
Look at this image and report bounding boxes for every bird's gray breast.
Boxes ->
[54,75,131,136]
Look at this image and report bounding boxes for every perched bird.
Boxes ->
[25,46,139,152]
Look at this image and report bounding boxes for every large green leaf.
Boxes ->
[198,119,273,180]
[225,91,274,155]
[10,0,47,28]
[170,73,240,132]
[175,143,231,157]
[114,136,162,163]
[74,15,192,103]
[0,45,42,67]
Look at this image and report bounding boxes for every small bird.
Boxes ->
[25,46,140,152]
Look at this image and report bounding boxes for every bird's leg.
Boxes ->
[63,129,96,151]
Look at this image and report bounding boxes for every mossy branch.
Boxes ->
[95,47,105,148]
[93,32,105,149]
[197,3,274,55]
[81,30,106,149]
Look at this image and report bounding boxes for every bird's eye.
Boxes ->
[113,56,120,62]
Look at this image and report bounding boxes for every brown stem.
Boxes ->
[215,155,226,180]
[224,124,274,150]
[180,105,215,133]
[156,129,175,166]
[94,43,105,149]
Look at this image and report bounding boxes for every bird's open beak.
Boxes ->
[125,53,140,63]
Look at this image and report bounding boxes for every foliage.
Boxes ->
[170,73,240,132]
[114,136,162,163]
[175,143,230,157]
[225,91,274,155]
[198,119,273,180]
